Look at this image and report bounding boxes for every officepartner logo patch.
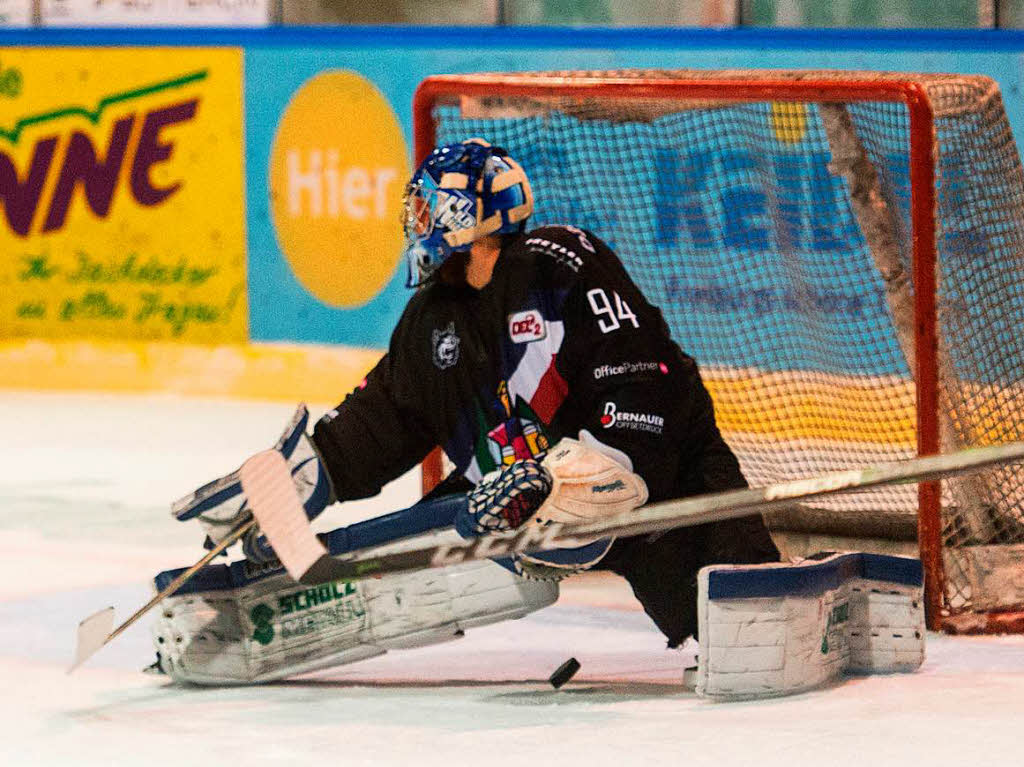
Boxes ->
[592,361,668,380]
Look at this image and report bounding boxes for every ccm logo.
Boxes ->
[508,310,547,343]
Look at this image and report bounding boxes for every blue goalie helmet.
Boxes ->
[402,138,534,287]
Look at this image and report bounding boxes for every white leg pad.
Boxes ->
[153,559,557,685]
[696,552,924,700]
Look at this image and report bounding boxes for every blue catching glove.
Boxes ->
[171,405,334,563]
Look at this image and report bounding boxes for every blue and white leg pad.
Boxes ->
[171,405,333,563]
[151,554,557,685]
[696,552,925,700]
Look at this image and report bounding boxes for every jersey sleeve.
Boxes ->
[312,351,437,503]
[543,227,745,502]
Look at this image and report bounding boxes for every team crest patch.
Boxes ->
[508,309,547,344]
[432,322,461,369]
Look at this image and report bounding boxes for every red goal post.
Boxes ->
[412,70,1024,633]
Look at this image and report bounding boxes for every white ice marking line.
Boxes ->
[69,607,115,673]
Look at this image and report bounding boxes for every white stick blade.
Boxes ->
[241,450,327,581]
[69,606,115,674]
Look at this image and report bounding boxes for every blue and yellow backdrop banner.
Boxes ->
[241,27,1024,350]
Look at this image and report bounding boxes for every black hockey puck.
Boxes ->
[549,657,581,689]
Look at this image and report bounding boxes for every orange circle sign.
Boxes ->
[269,72,410,308]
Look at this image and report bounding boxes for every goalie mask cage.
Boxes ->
[413,70,1024,634]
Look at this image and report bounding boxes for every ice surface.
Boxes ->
[1,391,1022,767]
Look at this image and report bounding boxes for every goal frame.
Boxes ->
[412,72,947,626]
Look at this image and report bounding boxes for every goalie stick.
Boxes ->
[69,516,256,674]
[247,440,1024,585]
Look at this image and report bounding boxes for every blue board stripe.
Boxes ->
[706,552,923,600]
[1,26,1024,53]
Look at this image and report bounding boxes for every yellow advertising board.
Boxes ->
[0,47,247,343]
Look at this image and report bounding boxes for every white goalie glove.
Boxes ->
[532,429,649,527]
[515,430,649,580]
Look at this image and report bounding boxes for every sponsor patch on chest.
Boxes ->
[600,401,664,434]
[508,309,547,344]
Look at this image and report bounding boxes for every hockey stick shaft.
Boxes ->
[298,440,1024,584]
[69,517,256,672]
[110,517,256,643]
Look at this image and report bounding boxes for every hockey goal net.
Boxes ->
[413,70,1024,633]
